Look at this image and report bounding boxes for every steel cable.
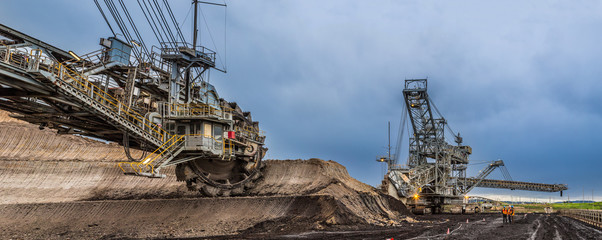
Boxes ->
[94,0,117,37]
[116,0,151,57]
[151,0,179,46]
[104,0,141,58]
[136,0,167,48]
[394,102,407,166]
[199,6,226,70]
[428,95,458,140]
[143,0,176,48]
[163,0,188,45]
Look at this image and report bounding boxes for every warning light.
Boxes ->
[413,194,419,200]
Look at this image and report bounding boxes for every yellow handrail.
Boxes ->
[140,135,184,166]
[43,62,170,141]
[117,133,239,174]
[117,134,181,173]
[137,135,185,174]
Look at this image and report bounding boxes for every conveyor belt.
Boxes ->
[459,177,567,192]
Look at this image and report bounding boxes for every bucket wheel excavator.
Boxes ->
[0,1,266,196]
[376,79,567,213]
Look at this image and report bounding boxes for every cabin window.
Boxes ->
[177,125,186,135]
[193,122,202,135]
[203,123,212,138]
[214,125,223,141]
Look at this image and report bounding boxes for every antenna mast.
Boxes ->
[193,0,198,49]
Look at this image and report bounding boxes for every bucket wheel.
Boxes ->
[176,148,264,196]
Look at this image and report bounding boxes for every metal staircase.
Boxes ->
[19,50,187,176]
[119,135,186,177]
[34,64,166,146]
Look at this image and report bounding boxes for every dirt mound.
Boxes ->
[251,159,410,225]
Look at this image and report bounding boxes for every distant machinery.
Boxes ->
[0,1,265,196]
[377,79,567,213]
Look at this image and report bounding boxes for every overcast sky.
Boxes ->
[1,0,601,202]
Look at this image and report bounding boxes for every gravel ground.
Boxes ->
[237,213,602,239]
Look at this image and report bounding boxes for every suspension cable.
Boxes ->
[163,0,188,45]
[140,0,170,48]
[428,95,458,140]
[224,1,227,71]
[117,0,150,57]
[199,6,225,70]
[104,0,141,58]
[136,0,167,48]
[144,0,176,48]
[151,0,178,45]
[394,102,407,165]
[94,0,117,37]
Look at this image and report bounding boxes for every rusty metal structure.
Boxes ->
[378,79,567,212]
[0,1,266,196]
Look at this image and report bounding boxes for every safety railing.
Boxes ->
[560,209,602,228]
[159,102,233,119]
[222,137,233,160]
[148,46,175,73]
[2,47,173,147]
[41,62,170,142]
[118,134,185,174]
[61,48,104,66]
[234,125,265,142]
[205,135,233,160]
[0,43,9,63]
[62,48,137,74]
[118,133,234,175]
[4,49,30,69]
[188,134,233,160]
[158,41,216,63]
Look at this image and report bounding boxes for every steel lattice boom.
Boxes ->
[377,79,567,212]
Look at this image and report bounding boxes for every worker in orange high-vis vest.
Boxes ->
[508,206,515,223]
[502,206,508,224]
